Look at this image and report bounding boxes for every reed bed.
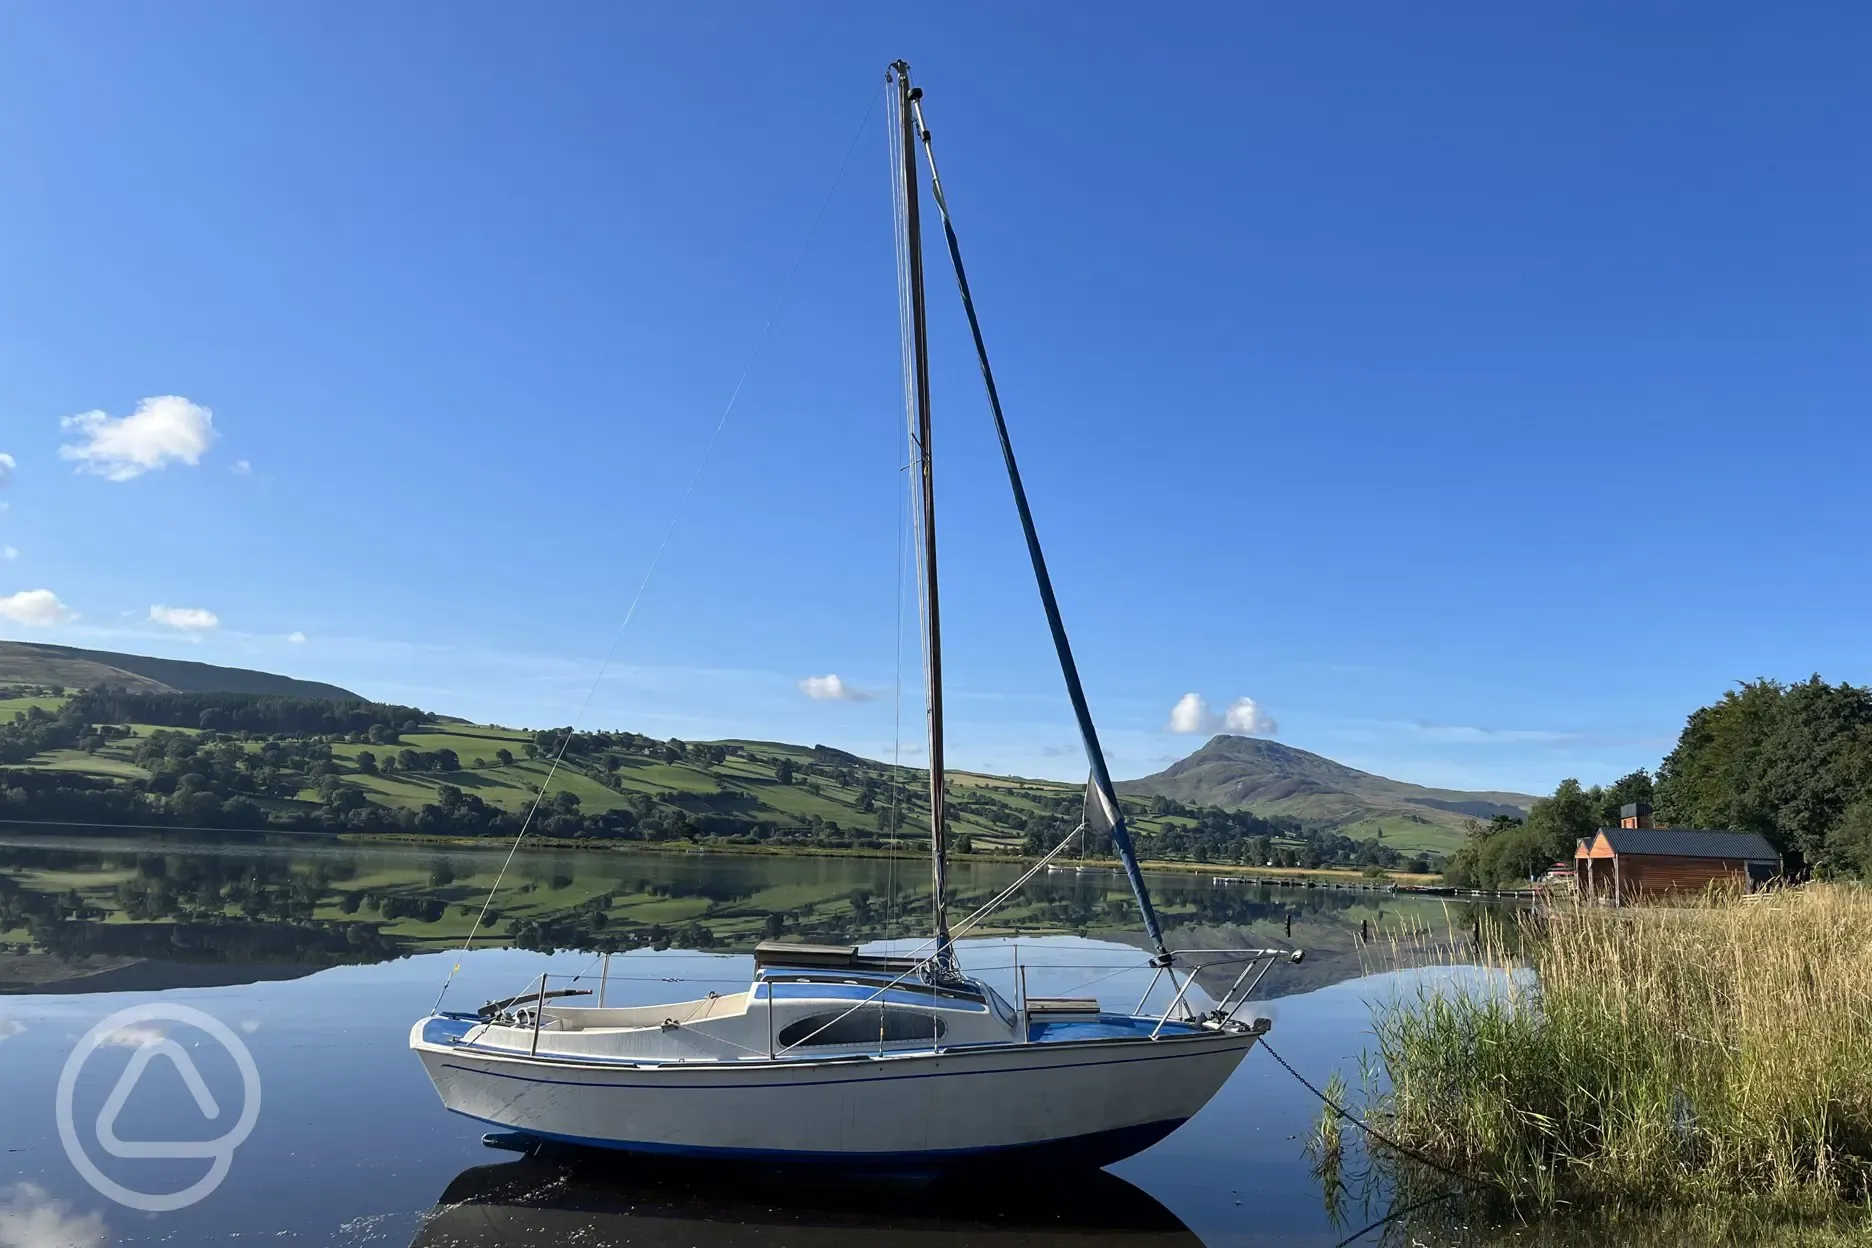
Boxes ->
[1368,884,1872,1213]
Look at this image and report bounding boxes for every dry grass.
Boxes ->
[1370,884,1872,1213]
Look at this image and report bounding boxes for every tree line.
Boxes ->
[72,688,426,737]
[1445,675,1872,889]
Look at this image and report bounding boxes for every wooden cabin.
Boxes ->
[1575,805,1780,904]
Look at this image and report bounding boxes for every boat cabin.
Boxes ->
[1575,805,1780,904]
[433,940,1204,1069]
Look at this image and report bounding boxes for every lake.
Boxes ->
[0,834,1553,1246]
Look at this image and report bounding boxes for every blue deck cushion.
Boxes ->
[1027,1014,1199,1043]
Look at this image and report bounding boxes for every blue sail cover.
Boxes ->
[1085,772,1166,953]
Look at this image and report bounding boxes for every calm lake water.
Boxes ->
[0,835,1552,1246]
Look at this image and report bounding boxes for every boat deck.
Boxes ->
[423,1009,1202,1063]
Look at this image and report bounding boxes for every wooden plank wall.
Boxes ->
[1617,854,1748,898]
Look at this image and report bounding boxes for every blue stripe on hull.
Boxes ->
[448,1110,1190,1171]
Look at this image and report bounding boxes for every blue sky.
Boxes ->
[1,4,1866,797]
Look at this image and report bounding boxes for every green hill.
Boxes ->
[0,642,359,700]
[1119,735,1535,853]
[0,648,1472,867]
[3,686,1420,871]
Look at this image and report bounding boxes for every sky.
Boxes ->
[1,4,1866,797]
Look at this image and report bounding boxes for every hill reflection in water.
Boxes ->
[0,834,1520,997]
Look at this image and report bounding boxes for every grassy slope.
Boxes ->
[5,708,1104,849]
[0,641,360,699]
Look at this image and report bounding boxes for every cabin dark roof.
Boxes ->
[1593,828,1779,862]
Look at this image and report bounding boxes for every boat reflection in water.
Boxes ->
[408,1147,1200,1248]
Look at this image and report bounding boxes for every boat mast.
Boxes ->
[891,60,954,968]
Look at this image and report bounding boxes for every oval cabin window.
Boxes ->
[777,1009,946,1048]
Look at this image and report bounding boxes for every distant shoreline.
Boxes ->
[0,817,1438,887]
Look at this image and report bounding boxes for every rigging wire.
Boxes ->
[432,80,886,1012]
[903,82,1168,959]
[882,72,912,952]
[771,824,1092,1054]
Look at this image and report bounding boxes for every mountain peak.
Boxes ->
[1120,737,1536,849]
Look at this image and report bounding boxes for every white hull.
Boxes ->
[413,1018,1255,1165]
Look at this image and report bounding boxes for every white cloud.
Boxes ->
[0,547,14,562]
[230,459,252,476]
[0,453,14,489]
[287,630,307,644]
[0,590,78,627]
[798,674,875,702]
[59,395,217,480]
[1166,692,1210,734]
[1164,692,1278,737]
[0,1183,107,1248]
[101,1023,166,1048]
[149,604,220,632]
[1222,696,1278,736]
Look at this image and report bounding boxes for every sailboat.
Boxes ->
[409,61,1296,1169]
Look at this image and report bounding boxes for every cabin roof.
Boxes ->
[1588,827,1779,862]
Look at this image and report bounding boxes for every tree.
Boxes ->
[496,748,514,767]
[774,758,794,785]
[355,750,378,776]
[1656,676,1872,872]
[1598,768,1655,824]
[1523,778,1600,865]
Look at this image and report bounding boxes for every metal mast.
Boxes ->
[891,60,953,967]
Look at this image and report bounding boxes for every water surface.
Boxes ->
[1,835,1541,1246]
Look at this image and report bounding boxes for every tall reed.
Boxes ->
[1370,884,1872,1212]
